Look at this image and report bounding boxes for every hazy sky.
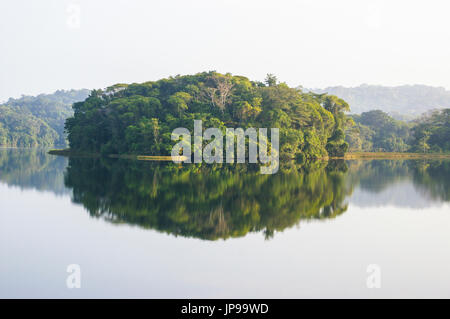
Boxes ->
[1,0,450,101]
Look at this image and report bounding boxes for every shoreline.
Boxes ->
[48,149,450,161]
[333,152,450,160]
[48,149,187,161]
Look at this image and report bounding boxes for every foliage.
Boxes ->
[346,110,412,152]
[65,72,350,160]
[0,89,90,147]
[410,109,450,153]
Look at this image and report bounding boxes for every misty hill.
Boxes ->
[310,84,450,117]
[0,89,90,147]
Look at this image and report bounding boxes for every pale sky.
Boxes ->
[1,0,450,101]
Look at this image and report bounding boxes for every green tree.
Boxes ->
[168,92,192,116]
[65,72,352,160]
[264,74,277,87]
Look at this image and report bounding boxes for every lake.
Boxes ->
[0,148,449,298]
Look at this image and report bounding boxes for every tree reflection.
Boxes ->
[347,159,450,204]
[0,148,68,194]
[1,149,447,240]
[411,160,450,201]
[64,159,352,240]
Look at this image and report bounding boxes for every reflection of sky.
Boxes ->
[1,183,449,298]
[349,181,446,209]
[1,151,449,298]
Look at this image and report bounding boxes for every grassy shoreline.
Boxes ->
[48,149,100,158]
[48,149,187,161]
[333,152,450,160]
[49,149,450,161]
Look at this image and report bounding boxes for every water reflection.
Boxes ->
[0,148,68,195]
[347,160,450,208]
[64,159,351,240]
[0,149,448,240]
[63,157,449,240]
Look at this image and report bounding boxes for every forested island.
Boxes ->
[63,72,450,160]
[1,73,448,159]
[65,72,350,161]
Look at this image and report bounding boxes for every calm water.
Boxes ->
[0,148,449,298]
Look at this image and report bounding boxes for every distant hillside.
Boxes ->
[310,84,450,116]
[0,89,90,147]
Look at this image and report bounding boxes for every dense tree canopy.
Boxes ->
[0,89,90,147]
[65,72,350,160]
[346,110,412,152]
[346,109,450,153]
[410,109,450,153]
